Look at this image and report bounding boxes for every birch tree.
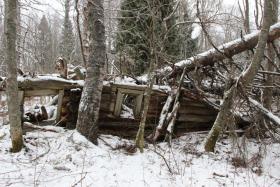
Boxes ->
[76,0,106,145]
[5,0,23,152]
[204,0,274,152]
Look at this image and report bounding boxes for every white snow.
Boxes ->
[112,76,137,85]
[0,123,280,187]
[120,104,134,119]
[249,98,280,125]
[191,23,201,39]
[16,75,85,87]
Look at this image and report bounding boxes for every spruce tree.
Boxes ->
[37,15,52,72]
[178,5,197,59]
[60,0,74,61]
[116,0,196,75]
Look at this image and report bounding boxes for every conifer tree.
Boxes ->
[37,15,52,72]
[116,0,196,75]
[60,0,74,61]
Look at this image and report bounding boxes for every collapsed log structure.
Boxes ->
[1,22,280,139]
[0,75,223,137]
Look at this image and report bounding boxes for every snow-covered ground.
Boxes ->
[0,123,280,187]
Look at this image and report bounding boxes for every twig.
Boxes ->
[150,147,173,174]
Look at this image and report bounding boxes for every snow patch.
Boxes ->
[0,123,280,187]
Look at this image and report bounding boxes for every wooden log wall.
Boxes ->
[61,85,219,138]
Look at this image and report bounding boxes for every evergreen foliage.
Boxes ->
[60,0,74,61]
[37,15,52,71]
[116,0,196,75]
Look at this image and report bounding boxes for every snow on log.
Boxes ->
[159,22,280,77]
[0,75,84,91]
[249,97,280,126]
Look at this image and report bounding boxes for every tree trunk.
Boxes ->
[157,21,280,79]
[135,64,155,152]
[76,0,106,145]
[244,0,250,34]
[204,0,273,152]
[263,0,278,110]
[5,0,23,152]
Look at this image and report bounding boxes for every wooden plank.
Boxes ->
[56,90,64,123]
[112,84,147,91]
[111,83,169,95]
[180,101,209,108]
[109,93,116,113]
[134,94,143,117]
[178,107,217,115]
[118,88,144,95]
[177,114,216,123]
[24,89,58,97]
[114,90,124,116]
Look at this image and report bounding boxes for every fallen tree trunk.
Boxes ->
[249,98,280,126]
[204,0,273,152]
[158,22,280,78]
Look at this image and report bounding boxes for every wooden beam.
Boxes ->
[114,91,124,116]
[24,89,58,97]
[134,94,143,118]
[56,90,64,124]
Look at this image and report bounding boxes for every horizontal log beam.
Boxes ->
[158,22,280,77]
[0,75,84,91]
[0,76,169,95]
[24,89,59,97]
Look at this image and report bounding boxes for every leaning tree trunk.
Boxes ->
[76,0,106,145]
[156,21,280,80]
[204,0,273,152]
[5,0,23,152]
[135,62,155,152]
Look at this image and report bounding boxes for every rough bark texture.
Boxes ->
[244,0,250,34]
[76,0,106,145]
[158,21,280,78]
[263,0,278,110]
[5,0,23,152]
[204,84,236,152]
[0,75,83,91]
[249,97,280,126]
[135,62,155,153]
[204,0,273,152]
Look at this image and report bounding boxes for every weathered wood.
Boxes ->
[55,57,68,79]
[149,92,175,141]
[249,97,280,126]
[157,92,175,129]
[114,91,124,116]
[112,83,168,95]
[135,94,143,118]
[166,102,180,134]
[177,114,216,123]
[157,22,280,78]
[73,66,85,80]
[56,90,64,124]
[178,107,217,115]
[180,100,211,108]
[24,90,58,97]
[16,76,83,90]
